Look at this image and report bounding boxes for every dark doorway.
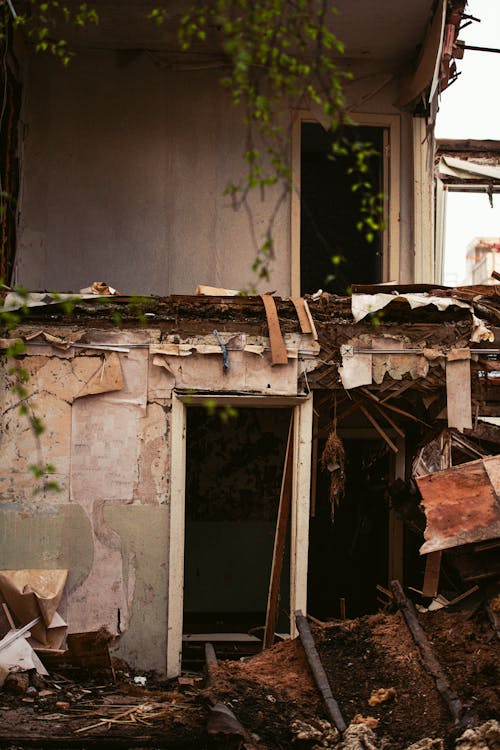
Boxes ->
[183,406,292,636]
[308,438,390,620]
[300,122,384,295]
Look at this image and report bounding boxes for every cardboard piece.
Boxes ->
[74,352,124,399]
[0,570,68,648]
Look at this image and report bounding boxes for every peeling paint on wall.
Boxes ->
[104,505,169,672]
[0,505,93,594]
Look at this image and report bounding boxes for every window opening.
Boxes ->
[300,123,384,295]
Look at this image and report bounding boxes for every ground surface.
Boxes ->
[0,609,498,749]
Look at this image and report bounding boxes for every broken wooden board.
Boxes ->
[67,628,113,669]
[417,455,500,554]
[260,294,288,365]
[446,351,472,432]
[264,417,294,649]
[422,551,442,598]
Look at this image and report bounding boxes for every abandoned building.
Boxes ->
[0,0,499,706]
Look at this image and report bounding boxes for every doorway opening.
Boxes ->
[183,406,292,644]
[300,122,384,295]
[308,436,391,620]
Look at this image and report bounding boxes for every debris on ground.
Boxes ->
[0,608,498,748]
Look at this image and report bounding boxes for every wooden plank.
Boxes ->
[310,409,319,518]
[66,630,113,670]
[295,611,347,733]
[389,581,464,722]
[446,354,472,432]
[1,603,15,630]
[183,633,260,643]
[302,299,318,340]
[290,297,313,334]
[260,294,288,365]
[290,398,313,637]
[388,437,405,583]
[422,551,442,598]
[166,394,187,679]
[373,403,405,438]
[264,417,294,649]
[446,585,480,608]
[359,404,399,453]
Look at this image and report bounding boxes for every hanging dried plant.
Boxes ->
[321,431,346,521]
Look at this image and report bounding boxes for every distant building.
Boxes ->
[465,237,500,285]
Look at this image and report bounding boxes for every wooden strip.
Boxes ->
[2,602,15,630]
[260,294,288,365]
[264,418,294,649]
[310,409,319,518]
[380,378,418,404]
[446,585,479,608]
[376,399,430,427]
[183,633,260,643]
[295,611,347,733]
[306,612,329,628]
[331,399,362,426]
[389,580,464,722]
[422,551,442,598]
[290,297,312,334]
[302,299,318,340]
[373,403,405,438]
[359,404,399,453]
[446,356,472,432]
[204,643,217,687]
[376,584,392,600]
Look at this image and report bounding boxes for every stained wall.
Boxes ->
[0,324,307,671]
[14,51,416,295]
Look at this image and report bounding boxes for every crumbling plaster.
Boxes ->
[0,328,173,670]
[0,323,307,671]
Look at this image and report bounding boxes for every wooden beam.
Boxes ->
[290,297,313,334]
[373,403,405,438]
[295,611,347,733]
[390,581,464,722]
[310,409,319,518]
[359,404,399,453]
[263,417,294,649]
[422,551,442,598]
[446,353,472,432]
[260,294,288,365]
[204,642,218,687]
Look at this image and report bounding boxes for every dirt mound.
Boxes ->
[0,610,497,749]
[206,610,499,749]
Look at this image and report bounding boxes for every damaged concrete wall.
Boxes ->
[14,52,414,294]
[0,324,307,671]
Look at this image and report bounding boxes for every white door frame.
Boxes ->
[166,392,313,677]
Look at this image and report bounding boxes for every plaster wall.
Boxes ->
[0,329,172,671]
[15,51,416,295]
[0,325,306,671]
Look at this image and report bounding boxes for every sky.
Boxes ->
[436,0,500,284]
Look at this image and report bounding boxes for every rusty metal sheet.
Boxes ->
[417,455,500,554]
